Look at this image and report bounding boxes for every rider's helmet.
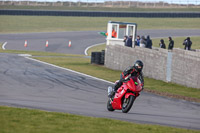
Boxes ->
[134,60,143,72]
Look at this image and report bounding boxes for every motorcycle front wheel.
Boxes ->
[122,95,135,113]
[107,99,115,111]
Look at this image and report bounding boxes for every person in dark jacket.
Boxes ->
[140,36,146,47]
[126,36,133,47]
[136,35,140,46]
[123,36,128,46]
[146,35,152,49]
[183,37,192,50]
[159,39,166,49]
[109,60,144,98]
[168,37,174,50]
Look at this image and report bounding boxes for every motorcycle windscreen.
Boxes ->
[135,78,142,92]
[127,77,142,92]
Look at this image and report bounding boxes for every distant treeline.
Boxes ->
[0,0,199,8]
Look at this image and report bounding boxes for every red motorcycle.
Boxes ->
[107,75,143,113]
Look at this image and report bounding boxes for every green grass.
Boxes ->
[1,106,199,133]
[0,46,83,57]
[87,44,106,56]
[1,5,200,12]
[144,77,200,99]
[0,15,200,33]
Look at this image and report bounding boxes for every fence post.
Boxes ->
[166,51,173,82]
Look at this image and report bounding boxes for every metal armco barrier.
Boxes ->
[0,9,199,18]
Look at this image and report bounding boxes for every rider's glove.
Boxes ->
[124,74,131,81]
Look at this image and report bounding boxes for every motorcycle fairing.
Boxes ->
[112,86,126,110]
[125,92,135,99]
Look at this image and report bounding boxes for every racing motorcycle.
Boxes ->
[107,74,143,113]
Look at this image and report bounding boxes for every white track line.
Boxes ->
[25,56,114,85]
[2,42,7,50]
[84,42,106,56]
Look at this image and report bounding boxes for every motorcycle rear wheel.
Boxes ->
[122,95,135,113]
[107,99,115,111]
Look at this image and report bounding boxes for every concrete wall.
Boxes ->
[171,49,200,88]
[105,44,200,89]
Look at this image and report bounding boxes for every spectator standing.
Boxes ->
[159,39,166,49]
[126,36,133,47]
[136,35,140,46]
[140,36,146,48]
[123,36,128,46]
[183,37,192,50]
[168,37,174,50]
[146,35,152,49]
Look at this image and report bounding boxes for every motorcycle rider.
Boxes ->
[109,60,144,98]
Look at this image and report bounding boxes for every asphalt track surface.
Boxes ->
[1,29,200,54]
[0,29,200,130]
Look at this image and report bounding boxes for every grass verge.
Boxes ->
[0,47,83,57]
[0,15,200,33]
[87,44,106,56]
[1,106,199,133]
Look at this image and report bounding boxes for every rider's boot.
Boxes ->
[109,80,121,98]
[109,86,118,98]
[109,91,116,98]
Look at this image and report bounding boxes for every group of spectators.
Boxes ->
[124,35,192,51]
[123,35,133,47]
[157,36,192,50]
[135,35,153,49]
[158,36,174,50]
